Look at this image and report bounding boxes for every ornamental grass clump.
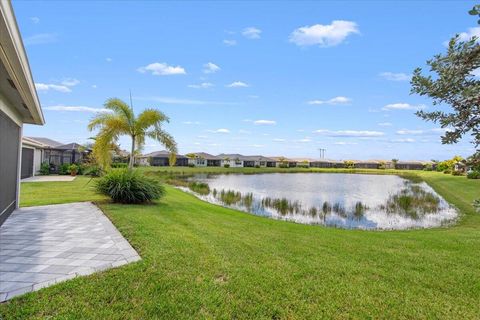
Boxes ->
[95,169,165,204]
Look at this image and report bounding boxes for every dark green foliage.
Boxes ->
[83,165,103,177]
[58,163,71,175]
[411,26,480,147]
[467,171,480,179]
[111,162,128,168]
[69,164,78,175]
[451,170,464,176]
[223,164,230,168]
[95,169,164,204]
[40,161,50,175]
[188,181,210,195]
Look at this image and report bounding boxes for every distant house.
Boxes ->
[0,1,45,224]
[241,155,276,167]
[309,159,345,168]
[21,137,48,178]
[137,150,188,167]
[270,157,297,168]
[218,154,245,167]
[354,160,380,169]
[395,161,427,170]
[23,137,90,173]
[188,152,221,167]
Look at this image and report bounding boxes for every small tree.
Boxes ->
[391,159,399,169]
[411,9,480,148]
[88,98,177,169]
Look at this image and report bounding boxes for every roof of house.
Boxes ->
[142,150,187,159]
[25,137,63,148]
[190,152,221,160]
[55,143,86,151]
[309,158,344,163]
[0,2,44,125]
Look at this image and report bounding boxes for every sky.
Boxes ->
[13,1,480,160]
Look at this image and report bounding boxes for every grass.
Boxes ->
[1,170,479,319]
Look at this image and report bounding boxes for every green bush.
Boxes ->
[83,165,103,177]
[188,163,195,167]
[69,164,79,175]
[443,169,452,174]
[451,170,463,176]
[40,162,50,175]
[223,164,230,168]
[467,171,480,179]
[188,181,210,195]
[58,163,71,175]
[95,169,165,204]
[255,165,260,168]
[111,162,128,168]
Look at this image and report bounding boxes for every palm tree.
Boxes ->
[88,98,177,169]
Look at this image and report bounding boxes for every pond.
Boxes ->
[178,173,458,230]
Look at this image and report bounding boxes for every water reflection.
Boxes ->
[179,173,458,230]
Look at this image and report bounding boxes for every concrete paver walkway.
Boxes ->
[0,202,140,302]
[21,175,77,182]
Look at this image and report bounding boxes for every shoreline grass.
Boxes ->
[2,170,479,319]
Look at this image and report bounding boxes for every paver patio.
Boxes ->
[21,175,77,182]
[0,202,140,302]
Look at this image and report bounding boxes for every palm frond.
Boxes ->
[135,109,169,134]
[147,127,178,166]
[104,98,135,128]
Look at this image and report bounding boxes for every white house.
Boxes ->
[218,153,245,168]
[0,1,45,225]
[21,136,48,178]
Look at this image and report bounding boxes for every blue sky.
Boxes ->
[14,1,479,160]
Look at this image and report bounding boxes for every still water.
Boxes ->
[187,173,457,230]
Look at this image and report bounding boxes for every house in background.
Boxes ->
[0,1,44,224]
[21,136,49,178]
[137,150,188,166]
[187,152,221,167]
[395,161,428,170]
[218,154,245,167]
[354,160,381,169]
[23,137,90,174]
[309,159,345,168]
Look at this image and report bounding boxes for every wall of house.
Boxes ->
[0,108,21,225]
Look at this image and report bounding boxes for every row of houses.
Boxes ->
[136,151,433,170]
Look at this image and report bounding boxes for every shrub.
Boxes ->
[443,169,452,174]
[224,164,230,168]
[188,181,210,195]
[451,170,463,176]
[188,163,195,167]
[95,169,164,204]
[278,164,288,168]
[255,165,260,168]
[83,165,102,177]
[111,162,128,168]
[40,162,50,175]
[58,163,71,175]
[467,171,480,179]
[69,164,79,175]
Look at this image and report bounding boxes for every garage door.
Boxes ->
[21,147,34,179]
[0,110,20,225]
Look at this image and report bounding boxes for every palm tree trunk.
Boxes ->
[129,135,135,169]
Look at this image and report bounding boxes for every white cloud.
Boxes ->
[61,78,80,86]
[378,122,392,127]
[289,21,359,47]
[188,82,214,89]
[334,141,358,145]
[242,27,262,39]
[209,128,230,134]
[314,129,384,137]
[248,95,259,99]
[382,103,426,111]
[298,138,312,143]
[227,81,249,88]
[24,33,57,46]
[379,72,411,81]
[92,85,97,89]
[238,129,251,134]
[35,83,71,93]
[308,96,352,105]
[223,39,237,46]
[250,144,264,148]
[457,27,480,42]
[182,121,201,125]
[137,96,236,106]
[30,17,40,24]
[254,119,276,125]
[396,129,424,135]
[44,105,110,113]
[203,62,221,74]
[391,138,416,143]
[106,57,113,62]
[273,138,286,142]
[137,62,186,75]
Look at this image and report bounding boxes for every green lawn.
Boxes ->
[1,171,480,319]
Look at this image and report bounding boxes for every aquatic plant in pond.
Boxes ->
[188,181,210,195]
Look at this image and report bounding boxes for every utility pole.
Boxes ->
[318,148,326,159]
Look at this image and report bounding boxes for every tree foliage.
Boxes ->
[411,11,480,149]
[88,98,177,169]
